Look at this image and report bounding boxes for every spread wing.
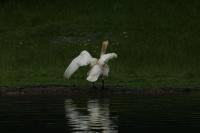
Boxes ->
[64,50,93,79]
[87,64,102,82]
[99,53,118,65]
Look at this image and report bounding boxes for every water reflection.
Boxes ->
[64,99,117,133]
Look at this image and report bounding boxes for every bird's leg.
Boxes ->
[92,82,95,88]
[101,76,105,89]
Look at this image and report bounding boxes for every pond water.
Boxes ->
[0,92,200,133]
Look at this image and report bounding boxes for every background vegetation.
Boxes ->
[0,0,200,88]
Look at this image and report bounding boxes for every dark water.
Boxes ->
[0,92,200,133]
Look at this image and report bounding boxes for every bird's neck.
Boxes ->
[100,41,108,56]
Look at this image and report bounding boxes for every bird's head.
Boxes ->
[102,40,109,46]
[90,58,98,66]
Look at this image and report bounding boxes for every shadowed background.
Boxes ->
[0,0,200,88]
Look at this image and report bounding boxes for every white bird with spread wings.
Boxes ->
[64,40,117,88]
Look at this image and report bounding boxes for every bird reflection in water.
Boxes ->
[64,99,117,133]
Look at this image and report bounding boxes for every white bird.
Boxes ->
[64,40,117,88]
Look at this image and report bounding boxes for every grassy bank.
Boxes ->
[0,0,200,88]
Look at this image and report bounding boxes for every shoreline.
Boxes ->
[0,85,199,96]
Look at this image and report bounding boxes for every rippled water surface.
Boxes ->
[1,92,200,132]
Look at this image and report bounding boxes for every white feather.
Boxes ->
[86,53,117,82]
[64,50,93,79]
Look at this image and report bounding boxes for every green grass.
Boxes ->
[0,0,200,88]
